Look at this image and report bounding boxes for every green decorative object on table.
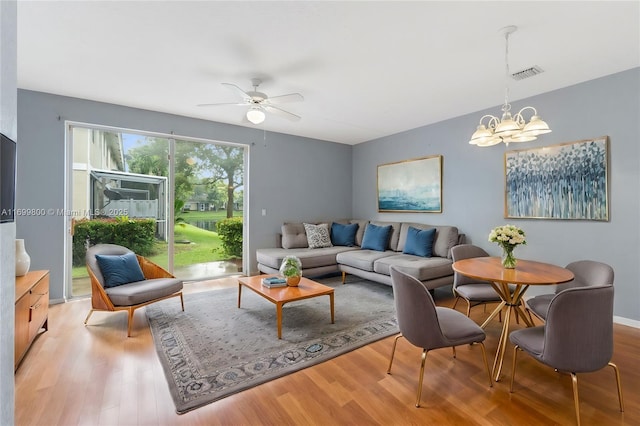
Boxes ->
[280,255,302,286]
[489,224,526,269]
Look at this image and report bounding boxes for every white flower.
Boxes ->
[488,224,527,248]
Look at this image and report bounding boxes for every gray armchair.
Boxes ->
[85,244,184,336]
[525,260,614,321]
[387,267,492,407]
[510,285,624,425]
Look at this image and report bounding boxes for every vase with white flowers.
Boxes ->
[488,224,527,269]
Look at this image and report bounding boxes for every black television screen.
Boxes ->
[0,133,16,223]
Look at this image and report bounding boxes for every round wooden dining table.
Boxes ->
[452,256,574,381]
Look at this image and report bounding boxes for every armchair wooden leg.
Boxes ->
[84,309,95,325]
[571,373,581,426]
[179,292,185,311]
[127,307,135,337]
[341,271,347,284]
[387,334,403,374]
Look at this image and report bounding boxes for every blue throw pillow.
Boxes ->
[95,252,145,288]
[331,222,359,247]
[361,223,392,251]
[403,226,436,257]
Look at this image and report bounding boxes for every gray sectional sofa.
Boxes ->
[256,219,463,290]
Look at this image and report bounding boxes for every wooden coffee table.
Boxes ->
[237,275,335,339]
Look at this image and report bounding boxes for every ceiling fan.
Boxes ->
[198,78,304,124]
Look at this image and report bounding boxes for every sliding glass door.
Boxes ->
[66,124,245,298]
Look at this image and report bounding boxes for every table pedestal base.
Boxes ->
[481,282,535,381]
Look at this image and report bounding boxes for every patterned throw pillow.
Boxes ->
[303,223,333,249]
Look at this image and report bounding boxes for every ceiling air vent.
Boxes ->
[511,66,544,81]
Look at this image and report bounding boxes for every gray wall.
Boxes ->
[353,68,640,323]
[16,68,640,324]
[0,2,16,424]
[16,90,353,301]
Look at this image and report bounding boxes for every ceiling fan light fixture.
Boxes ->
[246,106,266,124]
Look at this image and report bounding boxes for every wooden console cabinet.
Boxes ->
[15,270,49,370]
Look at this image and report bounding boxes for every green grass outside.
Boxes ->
[72,210,242,278]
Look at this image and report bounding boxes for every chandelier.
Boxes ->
[469,26,551,147]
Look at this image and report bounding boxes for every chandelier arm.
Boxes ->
[516,106,538,118]
[477,114,500,130]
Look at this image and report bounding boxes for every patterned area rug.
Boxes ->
[146,276,398,414]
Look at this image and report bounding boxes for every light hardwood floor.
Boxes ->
[15,276,640,425]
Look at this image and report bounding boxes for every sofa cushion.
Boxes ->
[281,223,308,249]
[257,246,358,270]
[95,252,145,288]
[403,226,436,257]
[373,254,454,281]
[303,223,333,248]
[361,223,392,251]
[331,222,359,247]
[336,249,395,272]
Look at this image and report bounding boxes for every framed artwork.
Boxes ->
[504,136,609,220]
[377,155,442,213]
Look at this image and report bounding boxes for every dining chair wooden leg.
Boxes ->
[571,373,581,426]
[415,349,428,408]
[387,334,403,374]
[476,342,492,388]
[452,293,460,310]
[509,345,519,392]
[608,362,625,412]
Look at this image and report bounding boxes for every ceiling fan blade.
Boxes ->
[266,92,304,104]
[196,102,246,107]
[221,83,252,102]
[263,104,301,121]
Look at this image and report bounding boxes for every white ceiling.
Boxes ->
[17,1,640,145]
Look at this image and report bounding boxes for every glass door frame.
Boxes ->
[64,121,248,300]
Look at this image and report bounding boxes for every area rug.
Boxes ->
[146,276,398,414]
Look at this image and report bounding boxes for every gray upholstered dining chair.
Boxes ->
[510,285,624,425]
[387,267,492,408]
[525,260,614,322]
[451,244,522,323]
[452,244,503,317]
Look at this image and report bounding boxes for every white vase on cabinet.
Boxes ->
[15,239,31,277]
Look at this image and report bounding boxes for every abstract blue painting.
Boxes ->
[378,155,442,213]
[504,136,609,220]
